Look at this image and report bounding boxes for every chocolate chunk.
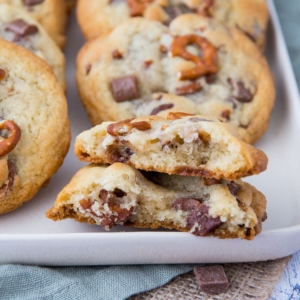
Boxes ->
[235,81,253,102]
[23,0,44,5]
[0,160,16,196]
[5,19,38,37]
[106,141,134,163]
[110,75,140,102]
[172,198,202,211]
[203,178,220,186]
[176,82,202,95]
[194,265,229,295]
[187,203,222,236]
[150,103,174,115]
[164,4,194,25]
[112,49,123,59]
[0,69,6,81]
[227,181,240,196]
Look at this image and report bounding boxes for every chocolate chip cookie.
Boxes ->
[76,16,275,144]
[77,0,268,50]
[0,0,67,48]
[0,39,70,214]
[46,163,267,240]
[74,114,268,180]
[0,4,66,90]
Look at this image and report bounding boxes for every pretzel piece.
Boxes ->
[126,0,154,16]
[169,34,218,80]
[0,120,21,157]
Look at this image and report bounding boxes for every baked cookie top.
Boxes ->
[0,4,66,90]
[76,15,275,143]
[0,0,67,48]
[0,39,70,214]
[46,163,267,240]
[74,114,268,180]
[77,0,268,50]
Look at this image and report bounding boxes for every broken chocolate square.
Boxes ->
[110,75,140,102]
[194,265,229,295]
[5,19,38,37]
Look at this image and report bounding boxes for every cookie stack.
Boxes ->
[0,1,71,214]
[45,1,273,239]
[47,113,268,240]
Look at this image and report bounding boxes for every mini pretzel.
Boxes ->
[0,120,21,157]
[126,0,154,17]
[169,34,218,81]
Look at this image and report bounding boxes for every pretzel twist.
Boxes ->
[0,120,21,157]
[126,0,154,16]
[170,34,218,80]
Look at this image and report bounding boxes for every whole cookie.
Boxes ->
[0,39,70,214]
[77,0,268,50]
[75,114,268,180]
[46,163,267,240]
[0,4,66,90]
[0,0,67,48]
[76,15,275,144]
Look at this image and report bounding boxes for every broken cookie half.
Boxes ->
[75,114,268,180]
[46,163,267,240]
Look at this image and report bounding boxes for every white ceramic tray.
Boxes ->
[0,0,299,266]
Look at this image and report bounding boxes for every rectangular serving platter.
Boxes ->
[0,0,299,266]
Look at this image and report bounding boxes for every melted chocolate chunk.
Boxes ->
[150,103,174,115]
[0,69,6,81]
[110,75,140,102]
[187,203,222,236]
[203,178,220,186]
[172,198,202,211]
[23,0,44,5]
[5,19,38,37]
[227,181,240,196]
[194,265,229,295]
[0,160,16,196]
[163,4,195,25]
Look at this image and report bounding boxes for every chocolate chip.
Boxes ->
[0,69,6,81]
[176,82,202,95]
[23,0,44,5]
[187,203,222,236]
[194,265,229,295]
[0,160,16,196]
[110,75,140,102]
[85,64,92,75]
[5,19,38,37]
[150,103,174,115]
[163,4,194,25]
[112,49,123,59]
[235,81,253,102]
[227,181,240,196]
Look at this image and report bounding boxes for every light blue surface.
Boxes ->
[1,1,299,299]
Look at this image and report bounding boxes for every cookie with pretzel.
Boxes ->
[77,0,268,50]
[0,4,66,90]
[76,15,275,144]
[0,39,70,214]
[74,114,268,180]
[0,0,67,48]
[46,163,267,240]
